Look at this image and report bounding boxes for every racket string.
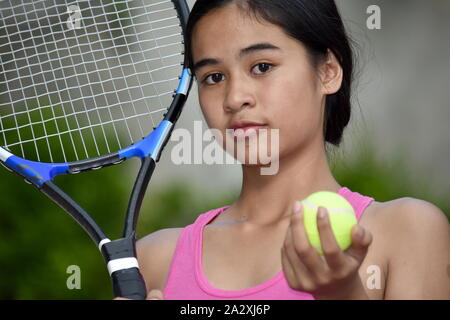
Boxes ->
[138,0,178,131]
[0,0,185,163]
[30,0,88,162]
[90,2,136,154]
[2,105,171,149]
[0,24,182,74]
[0,86,178,125]
[3,2,39,161]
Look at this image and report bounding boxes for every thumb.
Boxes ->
[147,289,164,300]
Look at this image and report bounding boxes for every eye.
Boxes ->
[204,73,225,85]
[252,63,273,75]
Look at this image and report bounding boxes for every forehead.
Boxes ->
[191,4,298,61]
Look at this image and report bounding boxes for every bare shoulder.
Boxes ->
[368,197,448,234]
[136,228,184,292]
[366,197,449,299]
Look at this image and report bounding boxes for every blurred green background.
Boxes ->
[0,139,448,299]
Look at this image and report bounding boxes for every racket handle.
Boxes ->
[101,235,147,300]
[111,267,147,300]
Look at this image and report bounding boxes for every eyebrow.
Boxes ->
[192,42,281,73]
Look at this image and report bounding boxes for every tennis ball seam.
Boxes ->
[302,199,354,215]
[301,192,357,255]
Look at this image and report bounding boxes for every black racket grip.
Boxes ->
[112,267,147,300]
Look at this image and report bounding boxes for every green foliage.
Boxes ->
[0,163,129,299]
[0,160,233,299]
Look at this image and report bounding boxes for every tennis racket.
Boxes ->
[0,0,192,299]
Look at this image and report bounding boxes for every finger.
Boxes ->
[282,231,315,292]
[345,225,373,263]
[283,225,305,281]
[280,245,300,289]
[289,202,328,277]
[316,206,346,270]
[284,221,314,280]
[147,289,164,300]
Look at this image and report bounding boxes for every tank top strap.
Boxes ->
[338,187,374,222]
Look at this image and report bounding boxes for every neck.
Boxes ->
[231,140,341,227]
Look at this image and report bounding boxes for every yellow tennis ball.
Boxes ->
[301,191,357,255]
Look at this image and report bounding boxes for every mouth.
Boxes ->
[228,121,268,137]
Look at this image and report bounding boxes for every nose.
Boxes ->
[223,75,255,113]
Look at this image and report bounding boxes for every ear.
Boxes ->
[318,49,343,95]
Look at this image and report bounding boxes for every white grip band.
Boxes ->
[98,238,111,251]
[107,257,139,275]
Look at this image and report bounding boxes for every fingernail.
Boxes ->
[294,201,302,213]
[317,207,326,220]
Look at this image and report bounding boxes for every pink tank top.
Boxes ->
[163,187,374,300]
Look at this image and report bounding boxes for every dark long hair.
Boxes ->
[185,0,355,146]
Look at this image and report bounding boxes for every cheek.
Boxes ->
[199,90,221,127]
[262,70,324,153]
[264,73,321,128]
[198,89,232,153]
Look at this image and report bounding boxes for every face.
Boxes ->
[191,4,339,165]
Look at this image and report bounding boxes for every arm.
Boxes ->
[384,199,449,299]
[135,228,183,296]
[114,228,181,300]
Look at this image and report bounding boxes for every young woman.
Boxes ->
[136,0,449,300]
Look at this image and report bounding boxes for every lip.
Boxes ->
[229,120,267,131]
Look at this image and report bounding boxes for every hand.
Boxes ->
[114,289,164,300]
[147,289,164,300]
[281,201,372,299]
